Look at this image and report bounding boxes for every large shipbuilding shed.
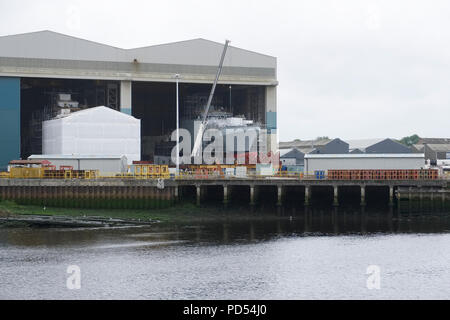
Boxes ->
[0,31,278,170]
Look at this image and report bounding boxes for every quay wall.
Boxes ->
[0,178,447,210]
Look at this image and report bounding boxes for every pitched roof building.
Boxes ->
[0,31,278,169]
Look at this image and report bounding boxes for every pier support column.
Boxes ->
[361,205,367,233]
[223,185,229,207]
[419,191,423,209]
[389,186,394,207]
[388,205,394,231]
[249,223,255,241]
[304,186,310,206]
[408,188,413,212]
[277,186,283,207]
[196,186,201,206]
[360,185,366,207]
[430,191,434,210]
[250,186,256,207]
[333,185,339,207]
[174,186,179,202]
[442,192,446,210]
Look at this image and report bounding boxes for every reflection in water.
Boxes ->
[90,240,187,250]
[1,206,450,299]
[3,207,449,246]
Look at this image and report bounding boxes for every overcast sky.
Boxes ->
[1,0,449,141]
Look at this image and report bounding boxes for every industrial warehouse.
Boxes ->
[0,31,448,209]
[0,30,278,170]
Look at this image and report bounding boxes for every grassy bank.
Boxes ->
[0,200,281,224]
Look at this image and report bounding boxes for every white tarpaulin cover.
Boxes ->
[43,106,141,164]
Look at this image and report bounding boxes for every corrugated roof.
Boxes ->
[426,144,450,152]
[418,138,450,144]
[9,160,44,165]
[305,154,424,159]
[279,148,305,158]
[350,148,364,154]
[0,30,276,69]
[279,149,294,156]
[279,139,331,149]
[28,154,126,160]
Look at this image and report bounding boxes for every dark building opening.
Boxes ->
[18,78,267,163]
[132,81,266,162]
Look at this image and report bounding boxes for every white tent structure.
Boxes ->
[42,106,141,164]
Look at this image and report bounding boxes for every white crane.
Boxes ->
[191,40,230,158]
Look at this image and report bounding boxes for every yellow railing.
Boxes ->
[275,171,304,178]
[2,167,448,181]
[172,170,317,180]
[0,171,10,179]
[9,167,45,179]
[42,170,100,180]
[130,164,169,178]
[98,171,170,180]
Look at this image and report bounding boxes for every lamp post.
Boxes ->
[229,85,232,113]
[175,74,180,175]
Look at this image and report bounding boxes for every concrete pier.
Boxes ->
[333,186,339,207]
[389,186,394,206]
[397,186,449,212]
[419,191,424,210]
[174,186,179,202]
[223,185,229,207]
[0,178,447,210]
[360,186,366,207]
[430,191,434,210]
[250,185,256,206]
[196,185,201,206]
[277,186,283,207]
[304,186,310,206]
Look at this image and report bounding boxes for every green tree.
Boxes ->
[399,134,420,146]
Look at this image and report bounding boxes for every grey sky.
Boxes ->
[1,0,449,141]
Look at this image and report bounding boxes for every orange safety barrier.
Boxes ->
[195,168,209,179]
[327,169,439,181]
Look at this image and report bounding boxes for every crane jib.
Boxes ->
[191,40,230,157]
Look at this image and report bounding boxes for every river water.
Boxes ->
[1,208,450,300]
